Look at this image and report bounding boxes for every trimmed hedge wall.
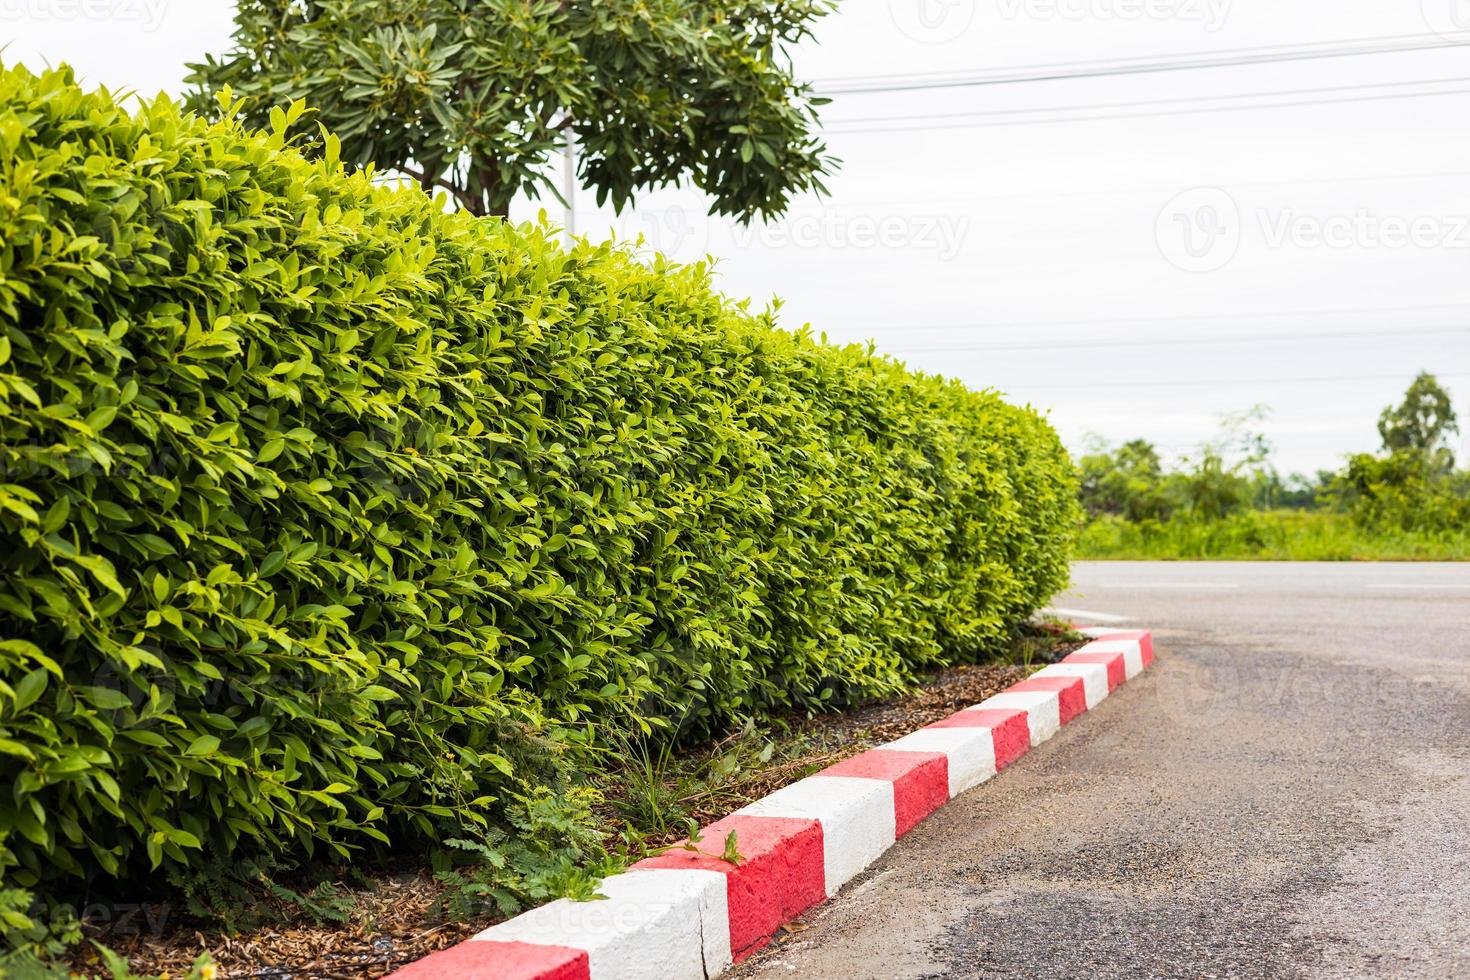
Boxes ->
[0,64,1077,916]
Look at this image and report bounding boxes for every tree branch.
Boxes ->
[395,164,478,213]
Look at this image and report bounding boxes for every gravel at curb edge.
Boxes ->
[387,629,1155,980]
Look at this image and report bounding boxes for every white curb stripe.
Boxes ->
[1081,638,1144,679]
[970,689,1061,746]
[881,727,998,797]
[1032,662,1110,709]
[474,868,731,980]
[737,775,896,896]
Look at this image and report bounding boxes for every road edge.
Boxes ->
[388,629,1155,980]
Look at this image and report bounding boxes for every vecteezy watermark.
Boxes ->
[0,0,168,31]
[727,209,971,260]
[24,899,174,941]
[996,0,1231,31]
[635,204,711,258]
[889,0,978,44]
[626,206,971,262]
[1153,664,1458,736]
[1157,185,1470,272]
[1257,210,1470,251]
[1420,0,1470,39]
[1156,186,1241,273]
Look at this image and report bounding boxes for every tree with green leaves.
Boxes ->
[188,0,838,220]
[1378,371,1458,461]
[1077,439,1172,522]
[1330,373,1464,528]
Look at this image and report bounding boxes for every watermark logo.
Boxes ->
[889,0,979,44]
[1156,186,1241,273]
[0,0,169,32]
[1157,185,1470,272]
[727,210,971,261]
[1420,0,1470,39]
[636,204,710,258]
[996,0,1231,31]
[1258,210,1470,251]
[1152,658,1240,730]
[622,207,970,262]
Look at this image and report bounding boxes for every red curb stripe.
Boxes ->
[389,940,589,980]
[632,814,825,961]
[818,749,949,838]
[926,708,1031,770]
[1062,650,1126,691]
[1009,676,1087,724]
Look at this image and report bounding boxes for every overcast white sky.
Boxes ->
[6,0,1470,474]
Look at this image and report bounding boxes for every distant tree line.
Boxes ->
[1078,373,1469,534]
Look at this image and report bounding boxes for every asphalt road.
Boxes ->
[738,562,1470,979]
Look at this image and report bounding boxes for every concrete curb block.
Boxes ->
[388,629,1155,980]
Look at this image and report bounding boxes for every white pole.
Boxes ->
[562,134,577,245]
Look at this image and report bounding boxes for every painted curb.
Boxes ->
[388,629,1154,980]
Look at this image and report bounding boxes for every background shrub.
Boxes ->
[0,64,1077,929]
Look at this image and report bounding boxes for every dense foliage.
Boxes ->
[0,64,1077,937]
[188,0,838,219]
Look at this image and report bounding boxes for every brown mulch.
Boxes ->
[83,870,478,980]
[82,637,1084,979]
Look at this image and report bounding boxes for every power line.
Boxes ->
[800,168,1470,211]
[992,372,1470,390]
[886,326,1470,355]
[573,170,1470,224]
[828,74,1470,129]
[815,31,1461,89]
[828,79,1470,133]
[814,31,1470,95]
[835,302,1470,336]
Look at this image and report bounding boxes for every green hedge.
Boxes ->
[0,63,1077,920]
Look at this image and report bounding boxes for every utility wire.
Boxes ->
[886,326,1470,355]
[828,74,1470,129]
[801,168,1470,211]
[835,302,1470,336]
[993,372,1470,390]
[816,31,1460,89]
[828,79,1470,133]
[815,31,1470,94]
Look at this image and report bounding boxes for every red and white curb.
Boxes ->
[390,629,1154,980]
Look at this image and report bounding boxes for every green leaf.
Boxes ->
[184,735,221,757]
[80,686,134,710]
[40,495,70,533]
[258,551,287,577]
[10,669,48,712]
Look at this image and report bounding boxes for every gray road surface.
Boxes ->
[738,561,1470,979]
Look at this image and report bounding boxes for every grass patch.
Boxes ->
[1078,511,1470,561]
